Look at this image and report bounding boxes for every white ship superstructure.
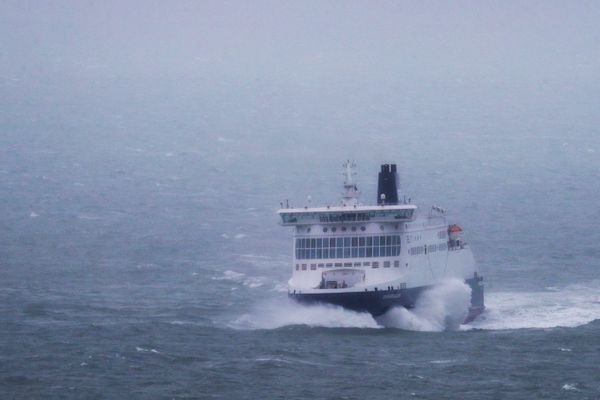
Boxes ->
[278,162,484,322]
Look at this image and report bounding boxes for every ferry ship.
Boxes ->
[278,162,484,323]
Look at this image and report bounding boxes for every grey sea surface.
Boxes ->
[3,77,600,399]
[2,2,600,399]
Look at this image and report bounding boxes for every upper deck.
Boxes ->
[277,204,417,226]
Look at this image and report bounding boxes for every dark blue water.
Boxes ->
[2,75,600,399]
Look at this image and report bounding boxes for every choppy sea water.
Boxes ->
[2,78,600,399]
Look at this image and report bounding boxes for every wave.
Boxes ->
[376,279,471,331]
[228,298,380,330]
[211,270,267,288]
[468,281,600,330]
[223,266,600,331]
[228,279,470,331]
[136,346,159,354]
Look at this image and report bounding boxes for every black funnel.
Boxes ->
[377,164,399,205]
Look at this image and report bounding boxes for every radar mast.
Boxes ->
[341,160,360,206]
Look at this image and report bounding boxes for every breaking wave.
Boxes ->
[224,266,600,332]
[376,279,472,331]
[229,279,471,331]
[229,298,380,330]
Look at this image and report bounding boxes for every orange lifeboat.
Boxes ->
[448,224,463,242]
[448,224,463,233]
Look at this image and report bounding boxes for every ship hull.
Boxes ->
[289,276,484,324]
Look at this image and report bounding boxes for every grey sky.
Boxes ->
[2,1,599,85]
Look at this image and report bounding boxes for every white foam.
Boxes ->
[253,356,333,367]
[234,233,246,239]
[29,211,38,218]
[229,298,380,330]
[228,279,600,332]
[238,254,271,259]
[212,270,245,282]
[271,283,288,292]
[78,214,102,220]
[469,281,600,330]
[136,347,159,354]
[236,253,287,269]
[561,383,579,392]
[229,279,471,331]
[242,277,264,288]
[212,270,269,289]
[376,279,471,332]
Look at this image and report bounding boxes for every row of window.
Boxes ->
[408,242,448,256]
[296,260,401,270]
[303,224,399,234]
[322,225,366,233]
[281,209,414,224]
[297,235,400,249]
[295,235,401,260]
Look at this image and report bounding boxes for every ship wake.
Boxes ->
[468,281,600,330]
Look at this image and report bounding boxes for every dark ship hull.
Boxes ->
[289,276,485,324]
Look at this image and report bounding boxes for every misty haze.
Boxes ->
[1,1,600,399]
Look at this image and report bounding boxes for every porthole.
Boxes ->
[380,225,384,231]
[332,227,337,233]
[323,227,328,233]
[360,226,366,231]
[307,228,311,233]
[341,227,347,232]
[351,226,357,232]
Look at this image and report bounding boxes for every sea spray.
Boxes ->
[229,279,600,331]
[230,279,472,331]
[376,279,472,331]
[229,298,380,330]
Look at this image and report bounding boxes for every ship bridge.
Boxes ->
[278,204,417,226]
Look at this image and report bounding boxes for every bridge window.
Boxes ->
[294,234,402,260]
